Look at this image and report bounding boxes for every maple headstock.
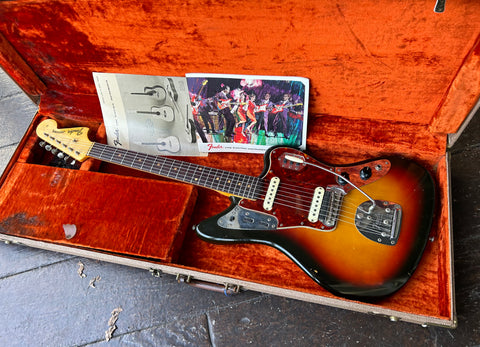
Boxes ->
[36,119,92,162]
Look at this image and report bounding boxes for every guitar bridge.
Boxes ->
[354,200,402,245]
[319,187,344,229]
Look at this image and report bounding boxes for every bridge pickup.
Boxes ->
[263,176,280,211]
[308,187,325,223]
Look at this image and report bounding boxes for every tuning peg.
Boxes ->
[45,144,52,151]
[51,148,58,155]
[70,160,76,166]
[39,141,46,148]
[57,152,64,159]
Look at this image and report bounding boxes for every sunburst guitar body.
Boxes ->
[196,147,435,298]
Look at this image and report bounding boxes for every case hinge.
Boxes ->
[148,268,163,277]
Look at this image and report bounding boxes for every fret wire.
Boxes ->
[198,167,205,186]
[255,180,263,195]
[232,172,241,196]
[221,170,230,193]
[177,161,184,181]
[209,167,219,190]
[120,149,130,166]
[190,165,198,184]
[138,152,147,170]
[131,152,138,169]
[98,143,107,158]
[149,156,158,174]
[230,172,238,196]
[175,161,183,180]
[135,153,145,170]
[230,172,237,196]
[122,148,136,166]
[153,156,166,176]
[203,167,212,189]
[246,175,255,199]
[166,159,175,178]
[172,161,181,178]
[243,174,252,198]
[239,173,248,197]
[183,162,191,182]
[109,147,118,161]
[160,157,169,176]
[239,173,247,196]
[186,163,195,184]
[228,171,236,194]
[238,175,248,196]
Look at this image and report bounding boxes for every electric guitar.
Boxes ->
[190,79,208,116]
[271,103,304,114]
[36,119,435,299]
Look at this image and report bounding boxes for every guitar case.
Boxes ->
[1,0,479,327]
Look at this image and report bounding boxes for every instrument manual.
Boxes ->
[93,72,309,155]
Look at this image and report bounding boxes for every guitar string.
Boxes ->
[44,137,394,234]
[87,140,363,216]
[264,182,385,229]
[88,142,367,219]
[262,179,371,213]
[43,136,394,235]
[43,136,390,234]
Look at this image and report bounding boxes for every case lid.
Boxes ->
[0,1,479,136]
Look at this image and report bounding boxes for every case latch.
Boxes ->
[176,273,241,296]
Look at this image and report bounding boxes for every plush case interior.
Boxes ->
[1,0,480,324]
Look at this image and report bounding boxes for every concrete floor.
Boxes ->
[0,68,479,346]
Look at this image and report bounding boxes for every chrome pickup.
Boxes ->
[263,176,280,211]
[308,187,325,223]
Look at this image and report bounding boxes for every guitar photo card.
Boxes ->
[186,73,309,153]
[93,72,203,156]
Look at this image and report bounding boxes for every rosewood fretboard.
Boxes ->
[88,142,262,200]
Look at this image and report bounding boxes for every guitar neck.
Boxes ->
[87,142,261,200]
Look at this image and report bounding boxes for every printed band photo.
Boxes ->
[186,73,309,153]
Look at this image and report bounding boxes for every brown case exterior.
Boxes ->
[1,0,479,328]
